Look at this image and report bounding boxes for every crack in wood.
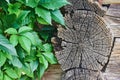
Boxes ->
[55,0,112,80]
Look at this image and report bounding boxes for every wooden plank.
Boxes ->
[106,4,120,18]
[104,38,120,80]
[104,4,120,37]
[42,65,62,80]
[103,0,120,4]
[103,4,120,80]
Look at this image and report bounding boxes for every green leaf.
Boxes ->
[0,34,17,56]
[21,63,33,78]
[0,51,6,67]
[39,54,48,69]
[14,67,22,78]
[25,0,39,8]
[0,70,3,80]
[11,56,23,68]
[51,10,65,25]
[39,0,51,3]
[4,74,12,80]
[35,7,51,25]
[30,61,39,72]
[4,28,17,34]
[37,17,49,25]
[20,32,36,45]
[19,36,31,53]
[18,75,30,80]
[5,68,19,79]
[16,10,30,27]
[32,32,43,47]
[8,3,21,16]
[40,0,70,10]
[10,35,18,47]
[42,52,57,64]
[38,64,45,80]
[43,43,53,52]
[18,26,32,34]
[16,45,25,59]
[17,10,30,20]
[4,52,12,60]
[24,56,36,62]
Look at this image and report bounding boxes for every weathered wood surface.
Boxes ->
[42,4,120,80]
[103,4,120,80]
[104,4,120,37]
[103,0,120,4]
[41,65,62,80]
[64,0,105,17]
[54,0,112,80]
[103,38,120,80]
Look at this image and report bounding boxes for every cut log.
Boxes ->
[64,0,105,16]
[55,0,112,80]
[61,68,104,80]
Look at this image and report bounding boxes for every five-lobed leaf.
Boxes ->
[35,7,51,25]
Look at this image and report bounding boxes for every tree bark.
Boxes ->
[55,0,112,80]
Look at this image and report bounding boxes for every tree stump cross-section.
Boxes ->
[55,0,112,80]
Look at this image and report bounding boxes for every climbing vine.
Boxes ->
[0,0,69,80]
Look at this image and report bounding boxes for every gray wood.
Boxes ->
[55,0,112,80]
[64,0,105,16]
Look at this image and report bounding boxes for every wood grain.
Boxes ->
[55,0,112,80]
[42,4,120,80]
[103,0,120,4]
